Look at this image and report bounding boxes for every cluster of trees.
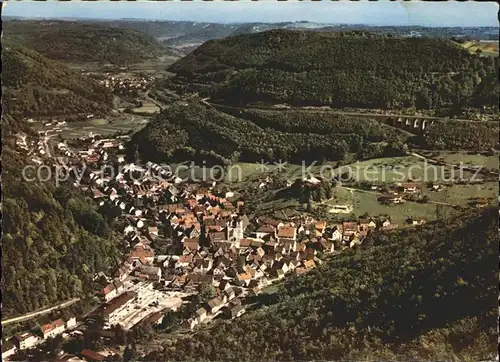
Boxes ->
[130,100,411,166]
[3,46,112,117]
[421,120,499,150]
[1,117,120,317]
[236,109,407,142]
[169,29,499,113]
[4,20,167,64]
[146,208,497,361]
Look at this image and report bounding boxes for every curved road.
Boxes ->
[201,98,497,123]
[1,298,80,326]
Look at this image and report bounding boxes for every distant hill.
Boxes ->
[168,29,499,111]
[3,20,171,64]
[107,20,498,47]
[3,46,113,117]
[147,208,497,361]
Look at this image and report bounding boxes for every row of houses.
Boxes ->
[3,317,78,360]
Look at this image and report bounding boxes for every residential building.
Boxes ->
[102,292,137,321]
[80,349,106,362]
[13,332,41,350]
[225,304,246,319]
[135,265,162,282]
[2,340,16,360]
[41,319,66,339]
[98,280,124,302]
[206,297,224,314]
[65,317,77,330]
[195,307,208,323]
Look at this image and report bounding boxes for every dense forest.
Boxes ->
[168,29,499,112]
[1,117,121,317]
[130,100,498,164]
[147,208,497,361]
[3,46,113,117]
[129,100,410,165]
[3,20,169,64]
[421,120,499,150]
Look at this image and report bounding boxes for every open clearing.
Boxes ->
[426,182,497,205]
[460,41,499,56]
[57,115,150,139]
[132,102,161,114]
[324,187,456,226]
[428,152,498,170]
[221,154,494,224]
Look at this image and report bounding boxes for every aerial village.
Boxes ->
[5,129,463,361]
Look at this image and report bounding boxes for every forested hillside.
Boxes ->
[3,46,113,117]
[130,99,498,164]
[129,100,409,165]
[3,20,168,64]
[147,208,497,361]
[1,117,120,317]
[421,120,499,150]
[168,29,499,111]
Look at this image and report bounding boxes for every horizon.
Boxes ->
[2,1,499,27]
[4,15,500,28]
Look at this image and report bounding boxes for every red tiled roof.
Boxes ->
[178,254,194,263]
[41,319,65,333]
[184,238,200,250]
[402,182,421,189]
[256,225,276,234]
[103,292,136,315]
[342,222,357,232]
[239,238,252,248]
[277,226,296,239]
[80,349,105,361]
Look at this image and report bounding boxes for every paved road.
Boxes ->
[411,152,499,176]
[202,98,496,123]
[1,298,80,326]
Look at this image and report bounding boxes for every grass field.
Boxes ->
[223,162,282,183]
[224,154,492,223]
[431,152,498,170]
[331,156,479,184]
[324,187,456,226]
[57,115,150,139]
[132,103,160,114]
[460,41,499,57]
[426,182,497,205]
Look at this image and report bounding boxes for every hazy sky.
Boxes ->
[3,0,499,27]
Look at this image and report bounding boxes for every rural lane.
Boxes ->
[1,298,80,326]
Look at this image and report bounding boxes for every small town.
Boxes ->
[3,6,498,362]
[4,125,429,361]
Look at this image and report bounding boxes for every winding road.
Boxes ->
[201,98,497,123]
[1,298,80,326]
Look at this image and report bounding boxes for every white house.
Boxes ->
[13,332,41,350]
[330,228,342,241]
[41,319,66,339]
[65,317,77,330]
[2,341,17,360]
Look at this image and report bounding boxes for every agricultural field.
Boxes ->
[426,182,498,205]
[132,101,161,114]
[56,115,151,139]
[338,155,486,183]
[323,187,456,226]
[428,152,499,170]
